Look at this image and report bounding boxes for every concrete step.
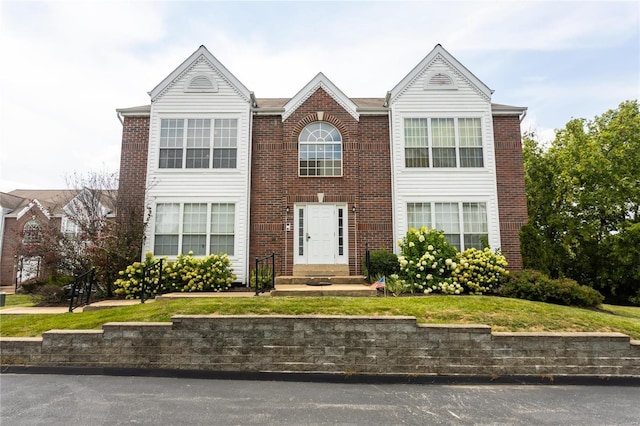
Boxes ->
[291,264,350,276]
[276,275,366,286]
[270,284,377,297]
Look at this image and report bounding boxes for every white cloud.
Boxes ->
[0,1,638,192]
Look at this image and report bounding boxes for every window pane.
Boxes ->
[159,149,183,168]
[214,119,238,148]
[210,235,234,255]
[338,208,344,256]
[459,147,484,167]
[213,148,237,168]
[183,203,207,233]
[23,220,42,244]
[435,202,460,233]
[299,143,341,176]
[464,234,485,250]
[458,118,482,147]
[186,148,210,168]
[211,203,235,234]
[298,208,304,256]
[407,203,431,230]
[182,235,206,255]
[154,235,178,256]
[444,234,461,251]
[160,119,184,148]
[187,119,211,148]
[463,203,487,233]
[299,122,342,176]
[155,204,180,234]
[405,148,429,168]
[432,147,456,167]
[431,118,455,147]
[404,118,428,147]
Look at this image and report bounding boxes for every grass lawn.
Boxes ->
[0,295,639,339]
[0,294,34,309]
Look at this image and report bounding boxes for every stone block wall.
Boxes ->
[2,316,638,377]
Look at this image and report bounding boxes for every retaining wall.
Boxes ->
[2,316,639,378]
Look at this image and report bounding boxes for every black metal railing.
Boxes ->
[365,242,371,284]
[68,268,95,312]
[254,253,276,296]
[141,258,164,303]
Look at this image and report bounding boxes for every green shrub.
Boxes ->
[32,284,67,306]
[114,252,236,299]
[19,279,44,294]
[397,227,459,294]
[249,264,275,290]
[362,250,399,279]
[448,248,509,294]
[500,269,604,307]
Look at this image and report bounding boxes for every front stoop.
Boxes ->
[274,266,375,296]
[270,284,376,297]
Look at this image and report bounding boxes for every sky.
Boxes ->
[0,0,638,192]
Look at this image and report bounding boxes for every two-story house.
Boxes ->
[116,44,527,284]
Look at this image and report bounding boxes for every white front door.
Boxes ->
[295,204,347,265]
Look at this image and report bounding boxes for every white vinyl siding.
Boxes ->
[391,55,501,252]
[145,57,251,283]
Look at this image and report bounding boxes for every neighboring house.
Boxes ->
[116,44,527,284]
[0,189,115,286]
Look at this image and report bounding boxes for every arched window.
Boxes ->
[23,220,42,244]
[298,122,342,176]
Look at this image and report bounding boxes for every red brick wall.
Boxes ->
[250,89,393,275]
[116,116,150,240]
[1,211,60,286]
[493,115,528,270]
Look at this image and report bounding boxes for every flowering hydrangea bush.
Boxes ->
[395,227,508,295]
[397,227,459,294]
[447,248,509,294]
[114,252,236,299]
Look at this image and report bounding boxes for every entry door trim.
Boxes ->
[294,203,348,265]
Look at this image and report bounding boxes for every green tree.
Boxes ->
[522,100,640,302]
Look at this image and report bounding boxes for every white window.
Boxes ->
[210,203,235,255]
[405,202,488,251]
[159,118,237,169]
[154,202,235,256]
[299,122,342,176]
[404,118,483,168]
[22,220,42,245]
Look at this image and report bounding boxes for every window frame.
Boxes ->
[405,201,488,251]
[403,116,484,169]
[158,117,239,170]
[22,220,42,245]
[298,122,343,177]
[152,201,236,257]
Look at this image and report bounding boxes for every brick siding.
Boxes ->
[116,116,150,236]
[493,115,528,270]
[250,89,393,275]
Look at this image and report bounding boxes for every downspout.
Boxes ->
[117,111,124,125]
[246,94,256,286]
[385,91,397,253]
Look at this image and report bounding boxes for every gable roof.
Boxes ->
[282,73,360,122]
[389,44,493,104]
[1,189,117,219]
[148,45,252,103]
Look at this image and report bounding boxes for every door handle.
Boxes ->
[306,233,311,241]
